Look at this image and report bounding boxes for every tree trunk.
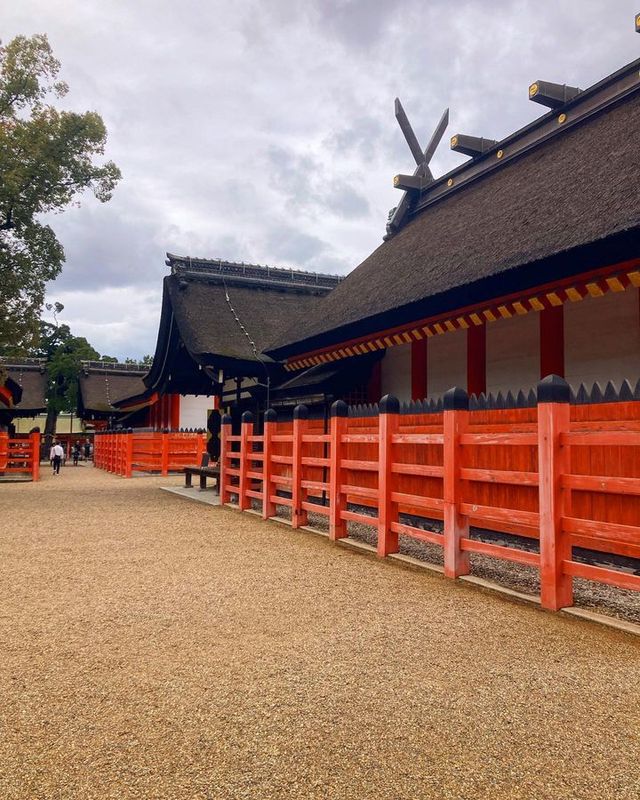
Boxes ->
[43,408,58,459]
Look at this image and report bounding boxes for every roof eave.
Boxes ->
[266,225,640,360]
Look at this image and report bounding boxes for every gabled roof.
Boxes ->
[0,358,47,415]
[143,254,343,391]
[78,361,148,417]
[267,57,640,360]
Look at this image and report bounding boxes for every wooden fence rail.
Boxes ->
[0,432,40,481]
[94,430,206,477]
[220,376,640,612]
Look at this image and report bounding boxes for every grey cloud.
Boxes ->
[5,0,639,359]
[265,226,327,265]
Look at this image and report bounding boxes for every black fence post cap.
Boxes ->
[264,408,277,422]
[221,414,233,425]
[293,403,309,420]
[443,387,469,411]
[241,410,254,424]
[537,374,570,404]
[379,394,400,414]
[331,399,348,418]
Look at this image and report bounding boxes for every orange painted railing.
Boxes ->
[0,432,40,481]
[220,377,640,613]
[94,430,206,477]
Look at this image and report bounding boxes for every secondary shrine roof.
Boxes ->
[0,358,47,415]
[142,255,343,391]
[78,362,148,417]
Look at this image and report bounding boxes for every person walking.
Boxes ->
[72,441,81,466]
[50,441,64,475]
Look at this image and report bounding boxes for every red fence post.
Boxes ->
[161,432,169,476]
[220,414,233,503]
[443,387,470,578]
[196,432,205,465]
[239,411,253,510]
[124,431,133,478]
[31,432,40,481]
[262,409,276,520]
[378,394,399,557]
[537,375,572,610]
[329,400,348,541]
[292,404,309,529]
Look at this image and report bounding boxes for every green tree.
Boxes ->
[0,33,121,350]
[32,319,100,444]
[124,355,153,366]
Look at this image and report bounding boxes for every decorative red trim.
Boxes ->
[286,258,640,367]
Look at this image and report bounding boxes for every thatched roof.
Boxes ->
[143,255,343,392]
[0,359,47,415]
[268,57,640,359]
[77,362,148,417]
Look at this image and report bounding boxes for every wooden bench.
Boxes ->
[184,454,220,492]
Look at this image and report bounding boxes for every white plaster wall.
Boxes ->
[428,328,467,397]
[380,343,412,402]
[486,312,540,395]
[179,394,214,429]
[565,288,639,389]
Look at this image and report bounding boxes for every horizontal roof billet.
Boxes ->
[408,57,640,223]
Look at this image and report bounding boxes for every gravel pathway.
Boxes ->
[1,467,639,799]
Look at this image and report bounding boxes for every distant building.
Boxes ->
[0,358,47,431]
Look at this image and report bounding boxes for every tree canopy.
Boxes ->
[0,33,121,350]
[32,320,100,416]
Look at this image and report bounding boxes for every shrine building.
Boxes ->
[265,56,640,404]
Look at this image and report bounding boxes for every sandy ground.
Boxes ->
[1,466,639,800]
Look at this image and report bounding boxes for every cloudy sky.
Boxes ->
[5,1,640,359]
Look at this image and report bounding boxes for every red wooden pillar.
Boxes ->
[411,339,428,401]
[443,387,470,578]
[262,409,276,520]
[377,394,400,556]
[170,394,181,431]
[467,324,486,396]
[540,305,565,379]
[329,400,348,541]
[31,432,40,481]
[292,404,309,529]
[239,411,253,510]
[537,375,572,610]
[220,414,232,503]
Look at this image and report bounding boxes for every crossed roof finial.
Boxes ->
[386,100,449,238]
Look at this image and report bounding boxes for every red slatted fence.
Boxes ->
[220,376,640,613]
[94,430,206,477]
[0,432,40,481]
